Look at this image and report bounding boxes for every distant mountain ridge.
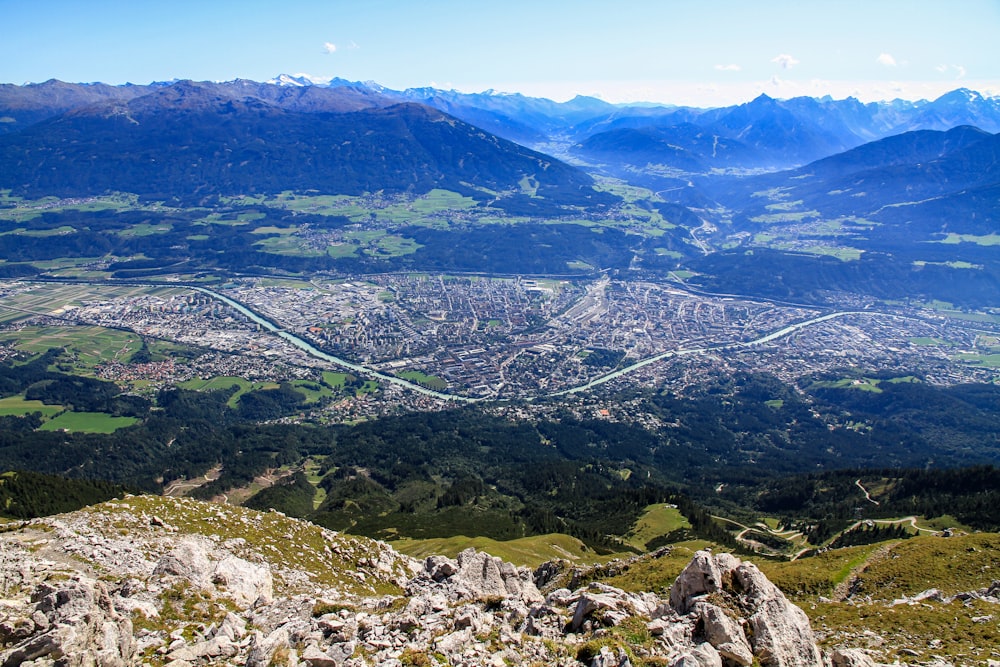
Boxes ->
[0,79,610,208]
[252,76,1000,170]
[5,77,998,168]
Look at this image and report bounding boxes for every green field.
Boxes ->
[0,192,149,223]
[0,326,142,373]
[37,411,138,433]
[396,370,448,391]
[913,259,981,269]
[908,336,951,346]
[322,371,351,388]
[750,209,821,224]
[798,245,863,261]
[291,379,334,404]
[266,189,476,227]
[953,352,1000,368]
[391,533,619,568]
[623,504,690,550]
[116,222,173,237]
[0,225,77,237]
[811,377,883,392]
[0,395,63,417]
[178,376,278,407]
[254,235,324,256]
[326,243,359,258]
[939,232,1000,246]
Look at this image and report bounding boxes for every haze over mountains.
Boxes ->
[4,70,1000,665]
[1,76,999,307]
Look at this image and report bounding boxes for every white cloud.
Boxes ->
[877,53,897,67]
[714,64,741,72]
[323,42,337,54]
[935,64,966,79]
[771,54,799,69]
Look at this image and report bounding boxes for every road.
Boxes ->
[856,479,880,505]
[19,278,913,403]
[552,310,884,396]
[190,286,478,403]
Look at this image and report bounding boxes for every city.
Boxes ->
[2,275,997,424]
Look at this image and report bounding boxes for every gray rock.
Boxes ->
[1,575,135,667]
[694,601,753,666]
[453,548,544,604]
[669,552,823,667]
[301,643,343,667]
[589,645,632,667]
[571,592,622,631]
[244,627,291,667]
[424,555,459,582]
[0,618,34,644]
[152,536,214,585]
[212,555,273,607]
[829,648,883,667]
[216,611,247,641]
[748,598,822,667]
[669,643,724,667]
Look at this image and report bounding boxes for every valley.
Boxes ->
[2,274,996,410]
[2,75,1000,665]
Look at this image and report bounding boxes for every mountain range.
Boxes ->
[6,492,970,667]
[0,79,610,211]
[277,76,1000,171]
[1,76,999,306]
[4,76,1000,167]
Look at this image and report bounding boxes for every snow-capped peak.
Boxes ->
[267,73,335,87]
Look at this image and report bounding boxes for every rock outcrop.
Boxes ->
[0,497,908,666]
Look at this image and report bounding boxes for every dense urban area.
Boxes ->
[2,275,997,423]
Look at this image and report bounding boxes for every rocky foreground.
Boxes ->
[0,495,945,666]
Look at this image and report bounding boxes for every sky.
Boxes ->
[3,0,998,107]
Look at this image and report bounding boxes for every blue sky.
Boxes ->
[3,0,998,106]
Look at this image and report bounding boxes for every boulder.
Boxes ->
[669,643,724,667]
[411,548,544,606]
[571,591,624,631]
[301,643,343,667]
[829,648,884,667]
[694,601,753,666]
[153,536,273,608]
[454,548,543,604]
[589,645,633,667]
[669,551,823,667]
[212,555,273,607]
[152,536,214,585]
[669,551,740,614]
[244,627,291,667]
[0,576,134,667]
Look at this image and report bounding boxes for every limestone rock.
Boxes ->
[453,548,544,604]
[301,643,342,667]
[669,642,724,667]
[829,648,885,667]
[0,576,134,667]
[734,563,822,667]
[244,627,291,667]
[212,555,273,607]
[669,551,822,667]
[0,495,899,667]
[694,601,753,666]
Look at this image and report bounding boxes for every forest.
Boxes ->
[4,348,1000,550]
